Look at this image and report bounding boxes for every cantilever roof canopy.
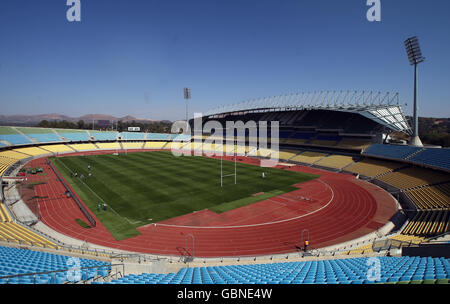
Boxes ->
[200,91,412,135]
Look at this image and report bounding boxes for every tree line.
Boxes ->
[37,119,173,133]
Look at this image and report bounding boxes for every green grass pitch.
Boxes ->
[50,151,319,240]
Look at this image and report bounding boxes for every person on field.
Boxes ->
[304,240,309,252]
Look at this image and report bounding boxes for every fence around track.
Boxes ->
[46,158,96,227]
[0,263,124,284]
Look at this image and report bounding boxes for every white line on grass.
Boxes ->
[54,157,141,225]
[155,179,335,229]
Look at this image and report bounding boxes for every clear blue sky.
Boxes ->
[0,0,449,121]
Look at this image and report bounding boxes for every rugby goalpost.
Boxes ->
[220,138,237,187]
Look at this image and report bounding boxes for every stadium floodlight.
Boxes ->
[404,36,425,147]
[184,88,191,134]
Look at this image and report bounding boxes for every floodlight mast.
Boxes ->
[404,36,425,147]
[184,88,191,134]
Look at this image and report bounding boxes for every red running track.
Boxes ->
[27,151,397,257]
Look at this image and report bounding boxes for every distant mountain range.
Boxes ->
[0,114,169,125]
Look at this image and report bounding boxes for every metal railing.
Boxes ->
[46,159,96,227]
[0,263,124,284]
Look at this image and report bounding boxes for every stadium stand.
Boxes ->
[57,130,91,142]
[40,144,75,153]
[402,210,449,237]
[0,157,18,176]
[283,131,316,145]
[337,138,372,150]
[68,143,99,152]
[15,128,63,143]
[0,134,32,146]
[405,184,450,209]
[95,142,122,150]
[120,132,146,140]
[23,133,62,143]
[172,134,192,141]
[342,243,373,255]
[89,131,118,141]
[0,221,59,249]
[389,234,425,245]
[309,135,341,147]
[143,141,168,149]
[0,150,30,161]
[290,151,328,164]
[409,148,450,171]
[0,246,110,284]
[100,256,449,284]
[0,202,12,223]
[12,147,49,157]
[278,150,299,161]
[147,133,172,140]
[377,167,450,190]
[345,158,405,178]
[315,155,355,170]
[121,142,144,149]
[363,144,423,160]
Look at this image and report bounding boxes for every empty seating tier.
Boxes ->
[337,138,372,149]
[15,128,63,143]
[12,147,49,157]
[389,234,425,245]
[0,150,30,161]
[315,155,355,169]
[402,210,449,237]
[377,167,450,190]
[290,151,328,164]
[405,184,450,209]
[0,222,58,249]
[41,144,75,153]
[101,256,449,284]
[345,158,404,178]
[0,203,12,223]
[121,142,144,149]
[278,150,299,161]
[146,133,172,140]
[409,148,450,171]
[68,143,98,152]
[363,144,423,160]
[96,142,122,150]
[119,132,146,140]
[89,131,118,141]
[0,246,110,284]
[0,157,19,176]
[308,135,342,147]
[143,142,167,149]
[57,131,91,142]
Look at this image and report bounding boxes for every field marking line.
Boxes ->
[53,157,141,225]
[155,179,335,229]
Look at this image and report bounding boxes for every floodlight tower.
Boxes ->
[184,88,191,134]
[404,36,425,147]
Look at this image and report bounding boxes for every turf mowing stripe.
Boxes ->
[50,151,318,240]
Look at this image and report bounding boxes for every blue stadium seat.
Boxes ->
[120,132,146,140]
[25,133,62,143]
[146,133,172,140]
[108,256,449,284]
[363,144,423,160]
[58,132,91,142]
[90,132,118,141]
[409,148,450,170]
[0,134,32,145]
[0,246,110,284]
